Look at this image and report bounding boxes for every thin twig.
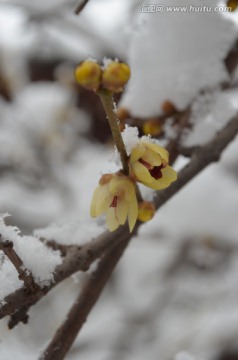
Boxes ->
[98,91,129,174]
[74,0,90,15]
[224,38,238,76]
[166,107,191,165]
[0,237,38,292]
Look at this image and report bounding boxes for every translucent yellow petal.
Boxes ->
[122,180,136,201]
[95,185,113,216]
[142,147,162,166]
[144,142,169,163]
[130,145,146,162]
[90,185,102,217]
[106,208,120,232]
[115,198,128,225]
[162,165,177,182]
[131,161,154,184]
[128,193,138,232]
[141,179,170,190]
[109,175,135,201]
[142,166,177,190]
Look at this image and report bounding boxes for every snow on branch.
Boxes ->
[0,109,237,354]
[0,217,62,302]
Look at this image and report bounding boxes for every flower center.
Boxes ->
[110,196,118,208]
[139,158,163,180]
[149,165,163,179]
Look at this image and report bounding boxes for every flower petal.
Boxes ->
[91,184,113,216]
[109,175,135,201]
[106,207,119,231]
[130,145,146,162]
[131,161,154,184]
[162,165,177,182]
[142,165,177,190]
[128,192,138,232]
[90,185,101,217]
[116,198,128,225]
[142,147,162,166]
[145,142,169,163]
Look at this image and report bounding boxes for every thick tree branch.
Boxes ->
[154,114,238,209]
[40,114,238,359]
[0,114,238,336]
[0,227,125,321]
[41,231,135,360]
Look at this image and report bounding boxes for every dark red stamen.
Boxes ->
[139,158,152,169]
[110,196,118,208]
[139,157,164,180]
[150,165,163,179]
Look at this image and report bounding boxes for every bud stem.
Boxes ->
[98,90,129,175]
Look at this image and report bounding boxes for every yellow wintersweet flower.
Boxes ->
[90,173,138,232]
[129,142,177,190]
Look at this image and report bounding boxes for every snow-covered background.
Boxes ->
[0,0,238,359]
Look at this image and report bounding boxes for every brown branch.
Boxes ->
[74,0,90,15]
[0,226,127,322]
[154,114,238,209]
[166,107,191,164]
[40,114,238,359]
[224,38,238,76]
[0,237,38,292]
[98,91,129,175]
[0,113,238,339]
[41,230,134,360]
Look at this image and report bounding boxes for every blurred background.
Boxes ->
[1,0,238,359]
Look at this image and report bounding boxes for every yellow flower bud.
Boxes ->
[75,60,102,91]
[102,61,130,93]
[138,201,155,222]
[117,107,131,122]
[161,100,176,115]
[142,119,162,137]
[227,0,238,11]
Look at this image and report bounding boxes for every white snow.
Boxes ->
[0,1,238,360]
[0,216,62,297]
[183,89,238,146]
[121,125,140,154]
[121,125,164,156]
[120,0,238,117]
[34,217,104,246]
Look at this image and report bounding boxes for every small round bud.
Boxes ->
[75,60,102,91]
[161,100,176,115]
[117,107,130,122]
[227,0,238,11]
[137,201,155,222]
[102,61,130,93]
[142,119,162,136]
